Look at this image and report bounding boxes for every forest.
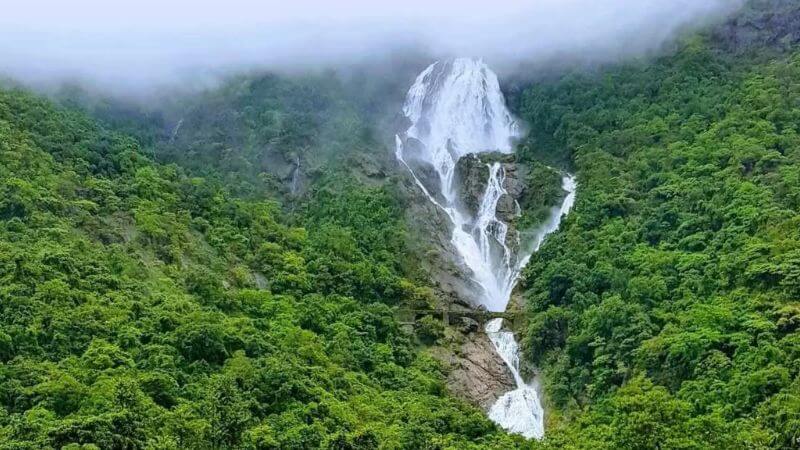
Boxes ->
[1,0,800,448]
[518,0,800,447]
[0,85,527,448]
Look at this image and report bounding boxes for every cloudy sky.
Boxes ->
[1,0,742,90]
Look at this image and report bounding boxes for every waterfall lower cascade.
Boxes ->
[486,317,544,438]
[395,58,577,439]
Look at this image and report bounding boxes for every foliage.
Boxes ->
[0,88,524,449]
[4,2,800,448]
[516,161,566,231]
[517,6,800,447]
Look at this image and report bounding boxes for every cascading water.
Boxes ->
[485,175,576,439]
[396,58,523,311]
[396,57,577,439]
[486,317,544,439]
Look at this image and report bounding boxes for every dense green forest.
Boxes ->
[517,0,800,448]
[3,0,800,448]
[0,88,525,448]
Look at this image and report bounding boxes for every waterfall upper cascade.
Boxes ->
[396,58,577,439]
[396,58,523,311]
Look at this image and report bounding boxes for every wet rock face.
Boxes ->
[397,165,485,308]
[398,152,566,310]
[402,136,428,162]
[413,164,444,201]
[495,194,519,223]
[402,137,447,204]
[502,165,526,198]
[454,154,490,215]
[453,152,529,222]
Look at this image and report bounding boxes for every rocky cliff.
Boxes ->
[429,328,517,409]
[396,147,566,409]
[712,0,800,53]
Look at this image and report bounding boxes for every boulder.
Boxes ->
[458,316,480,334]
[431,332,517,409]
[502,169,526,198]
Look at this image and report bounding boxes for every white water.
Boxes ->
[485,175,576,440]
[396,58,523,311]
[396,58,576,439]
[486,317,544,439]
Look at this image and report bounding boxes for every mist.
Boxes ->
[1,0,743,93]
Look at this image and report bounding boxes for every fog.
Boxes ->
[1,0,743,92]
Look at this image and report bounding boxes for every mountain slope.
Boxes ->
[517,1,800,448]
[0,88,528,449]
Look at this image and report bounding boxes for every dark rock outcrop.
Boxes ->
[452,152,532,245]
[453,152,531,220]
[458,316,480,334]
[502,164,526,198]
[712,0,800,53]
[454,154,490,215]
[495,194,519,223]
[400,137,447,204]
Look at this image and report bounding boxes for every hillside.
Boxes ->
[0,88,527,448]
[517,0,800,448]
[1,0,800,448]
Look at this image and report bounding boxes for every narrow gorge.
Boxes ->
[395,58,576,439]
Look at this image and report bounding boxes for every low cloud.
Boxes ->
[1,0,743,92]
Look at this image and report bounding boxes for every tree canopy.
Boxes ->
[517,2,800,447]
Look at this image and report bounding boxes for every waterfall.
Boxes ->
[396,58,523,311]
[396,57,577,439]
[486,317,544,438]
[485,175,576,440]
[290,154,302,194]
